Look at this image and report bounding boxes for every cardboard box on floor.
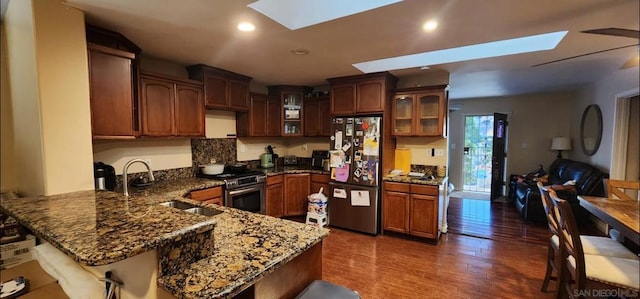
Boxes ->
[0,260,69,299]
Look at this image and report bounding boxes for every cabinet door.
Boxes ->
[228,79,249,111]
[267,96,281,136]
[392,94,414,136]
[310,173,329,198]
[318,97,331,136]
[190,187,223,201]
[284,174,310,216]
[356,79,385,113]
[409,194,438,238]
[266,183,284,218]
[250,94,268,137]
[88,47,136,138]
[304,99,319,136]
[383,191,410,233]
[140,77,175,136]
[175,83,204,137]
[282,92,304,136]
[203,74,228,109]
[330,83,356,115]
[416,91,444,136]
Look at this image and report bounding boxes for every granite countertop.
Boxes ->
[383,174,447,186]
[1,174,329,298]
[260,165,330,176]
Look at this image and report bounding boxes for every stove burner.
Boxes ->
[197,170,266,189]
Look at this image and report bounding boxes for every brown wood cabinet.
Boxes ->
[268,85,312,137]
[88,43,139,139]
[310,173,329,198]
[304,96,331,137]
[237,93,281,137]
[392,85,448,137]
[190,186,223,205]
[327,72,398,116]
[186,64,251,111]
[382,181,441,241]
[266,175,284,218]
[140,73,204,137]
[284,173,311,216]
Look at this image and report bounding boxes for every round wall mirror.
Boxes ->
[580,104,602,156]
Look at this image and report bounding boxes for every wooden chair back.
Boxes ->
[537,182,560,236]
[604,179,640,201]
[549,189,587,298]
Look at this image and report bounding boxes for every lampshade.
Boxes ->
[551,137,572,150]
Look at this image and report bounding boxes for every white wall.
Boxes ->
[448,91,576,189]
[571,67,640,172]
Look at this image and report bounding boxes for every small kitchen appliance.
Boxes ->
[311,150,329,169]
[93,162,116,191]
[260,153,274,168]
[283,155,297,165]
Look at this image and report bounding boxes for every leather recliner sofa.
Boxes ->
[512,159,606,222]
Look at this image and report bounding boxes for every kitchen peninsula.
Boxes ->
[0,177,329,298]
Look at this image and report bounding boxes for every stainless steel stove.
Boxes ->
[198,170,266,213]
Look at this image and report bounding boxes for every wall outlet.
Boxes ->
[302,144,308,151]
[434,149,444,156]
[240,145,246,153]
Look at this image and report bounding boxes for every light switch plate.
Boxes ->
[435,149,444,156]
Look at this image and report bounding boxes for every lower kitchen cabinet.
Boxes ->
[266,175,284,218]
[284,173,310,216]
[310,173,329,198]
[382,182,441,241]
[189,186,223,205]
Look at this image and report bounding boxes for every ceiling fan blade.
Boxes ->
[581,28,640,39]
[620,55,639,69]
[532,44,639,67]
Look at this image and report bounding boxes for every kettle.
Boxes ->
[260,153,274,168]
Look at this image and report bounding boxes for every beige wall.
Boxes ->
[447,91,576,189]
[4,0,45,195]
[571,67,640,173]
[1,24,17,192]
[395,137,448,167]
[4,0,94,195]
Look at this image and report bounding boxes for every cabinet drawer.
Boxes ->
[311,173,329,183]
[384,182,410,193]
[267,174,284,185]
[410,184,438,196]
[190,186,223,201]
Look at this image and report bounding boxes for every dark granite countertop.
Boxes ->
[258,166,330,176]
[383,174,447,186]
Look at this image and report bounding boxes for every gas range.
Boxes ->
[197,170,266,190]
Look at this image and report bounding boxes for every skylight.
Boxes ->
[353,31,569,73]
[247,0,403,30]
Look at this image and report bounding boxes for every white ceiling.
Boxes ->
[65,0,639,99]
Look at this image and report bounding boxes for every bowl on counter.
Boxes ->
[200,163,224,175]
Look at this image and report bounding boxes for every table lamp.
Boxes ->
[551,137,571,159]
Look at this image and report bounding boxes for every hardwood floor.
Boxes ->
[320,197,561,298]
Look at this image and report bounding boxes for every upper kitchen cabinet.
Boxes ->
[140,73,204,137]
[86,25,141,139]
[268,85,312,137]
[304,95,331,137]
[236,93,281,137]
[392,85,449,137]
[186,64,252,111]
[327,72,398,115]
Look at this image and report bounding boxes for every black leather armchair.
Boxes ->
[512,159,606,222]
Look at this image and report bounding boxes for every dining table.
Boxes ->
[578,195,639,245]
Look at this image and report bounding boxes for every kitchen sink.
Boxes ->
[159,201,222,216]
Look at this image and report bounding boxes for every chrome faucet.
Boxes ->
[122,158,155,197]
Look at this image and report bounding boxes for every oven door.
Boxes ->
[225,183,265,214]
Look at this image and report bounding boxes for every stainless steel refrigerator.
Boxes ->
[328,116,382,235]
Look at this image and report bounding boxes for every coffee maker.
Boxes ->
[93,162,116,191]
[260,153,274,168]
[311,150,329,169]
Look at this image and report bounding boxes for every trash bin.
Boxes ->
[296,280,360,299]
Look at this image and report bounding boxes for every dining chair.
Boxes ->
[537,182,638,297]
[604,179,640,201]
[549,190,640,298]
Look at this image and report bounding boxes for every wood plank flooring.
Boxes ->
[321,197,560,298]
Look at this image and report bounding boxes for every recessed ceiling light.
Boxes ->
[423,20,438,31]
[248,0,403,30]
[291,49,310,55]
[420,66,430,70]
[353,31,568,73]
[237,22,255,32]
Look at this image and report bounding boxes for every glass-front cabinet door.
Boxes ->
[416,92,441,136]
[282,91,303,136]
[393,94,414,135]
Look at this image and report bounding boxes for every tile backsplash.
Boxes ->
[191,138,237,173]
